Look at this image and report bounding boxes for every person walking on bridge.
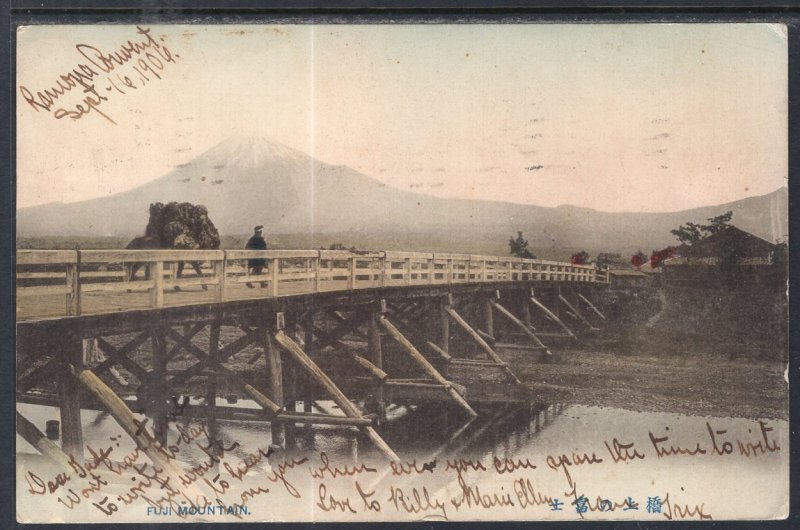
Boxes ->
[245,225,268,288]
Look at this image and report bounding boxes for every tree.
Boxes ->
[705,211,733,235]
[669,222,704,247]
[670,211,734,261]
[570,250,589,265]
[670,211,733,246]
[509,231,535,259]
[631,250,647,268]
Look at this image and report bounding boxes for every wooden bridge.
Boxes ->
[16,249,609,465]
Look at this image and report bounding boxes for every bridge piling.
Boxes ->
[283,317,299,450]
[58,335,84,458]
[483,296,495,338]
[367,311,387,423]
[263,323,286,449]
[439,299,451,354]
[206,321,222,444]
[521,292,533,328]
[149,323,169,446]
[303,312,315,419]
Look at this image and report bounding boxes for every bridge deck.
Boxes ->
[16,249,608,323]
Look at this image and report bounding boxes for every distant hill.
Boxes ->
[16,135,788,257]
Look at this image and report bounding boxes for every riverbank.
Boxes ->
[506,347,788,421]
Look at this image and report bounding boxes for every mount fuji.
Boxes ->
[16,135,788,255]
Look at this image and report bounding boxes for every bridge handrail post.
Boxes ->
[270,258,280,296]
[66,252,81,316]
[405,257,412,286]
[379,253,387,287]
[348,256,356,289]
[314,252,322,292]
[213,256,226,302]
[427,256,434,284]
[446,259,453,284]
[150,260,164,308]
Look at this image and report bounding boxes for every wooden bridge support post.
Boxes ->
[263,323,286,448]
[283,318,299,449]
[367,311,387,422]
[58,336,84,458]
[483,295,495,338]
[440,297,451,353]
[206,322,222,444]
[554,287,561,317]
[150,323,169,446]
[303,312,315,417]
[521,293,532,328]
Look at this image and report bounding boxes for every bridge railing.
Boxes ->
[15,249,607,319]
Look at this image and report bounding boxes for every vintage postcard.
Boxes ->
[15,22,788,523]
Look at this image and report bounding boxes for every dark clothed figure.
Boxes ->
[245,226,268,287]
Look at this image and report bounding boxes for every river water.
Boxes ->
[16,400,788,523]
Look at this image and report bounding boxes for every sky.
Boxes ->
[16,23,788,212]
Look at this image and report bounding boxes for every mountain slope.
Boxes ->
[17,136,788,254]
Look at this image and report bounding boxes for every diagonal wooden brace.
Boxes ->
[72,366,206,503]
[529,295,577,340]
[273,330,400,461]
[378,316,477,417]
[444,307,523,385]
[16,411,73,474]
[490,300,550,351]
[558,294,598,331]
[578,293,607,320]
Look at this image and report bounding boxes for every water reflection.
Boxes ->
[16,400,789,521]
